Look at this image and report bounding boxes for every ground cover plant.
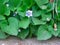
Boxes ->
[0,0,60,40]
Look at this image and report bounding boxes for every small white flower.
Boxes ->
[2,43,5,45]
[18,29,21,32]
[26,10,32,17]
[6,4,9,7]
[47,18,50,21]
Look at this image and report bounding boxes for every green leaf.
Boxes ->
[1,17,19,36]
[41,13,52,21]
[49,20,54,26]
[57,22,60,37]
[0,15,5,20]
[4,26,18,36]
[0,4,7,15]
[29,25,38,37]
[37,25,52,40]
[0,0,9,4]
[58,0,60,6]
[32,18,46,25]
[9,0,21,11]
[19,17,30,29]
[0,3,10,16]
[0,20,8,28]
[35,0,49,7]
[17,9,25,17]
[57,13,60,21]
[46,3,53,12]
[48,25,60,37]
[18,29,29,39]
[8,17,19,29]
[0,31,8,39]
[40,5,47,10]
[33,10,41,17]
[5,8,10,16]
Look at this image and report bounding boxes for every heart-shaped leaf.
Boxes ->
[19,17,30,29]
[0,17,19,36]
[37,25,52,40]
[18,29,29,39]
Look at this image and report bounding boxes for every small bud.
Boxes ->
[6,4,9,7]
[26,10,32,17]
[15,11,18,14]
[47,18,50,21]
[18,29,21,32]
[54,23,57,31]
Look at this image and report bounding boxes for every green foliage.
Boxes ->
[35,0,49,6]
[19,17,30,29]
[18,29,29,39]
[0,0,60,40]
[0,31,8,39]
[0,17,19,36]
[37,25,52,40]
[32,18,46,25]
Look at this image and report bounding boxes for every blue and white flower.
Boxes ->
[26,10,32,17]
